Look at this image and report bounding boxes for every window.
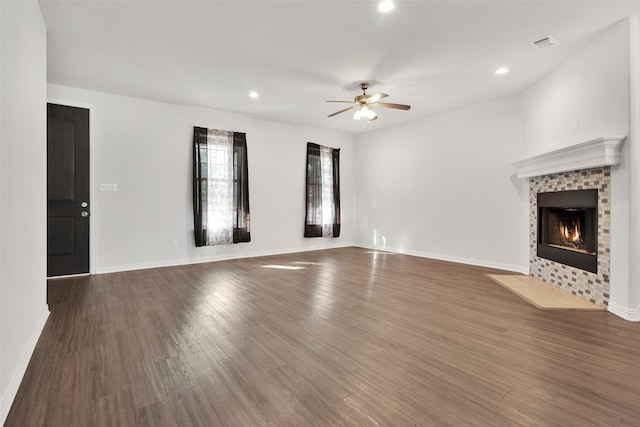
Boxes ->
[193,127,250,246]
[305,142,340,237]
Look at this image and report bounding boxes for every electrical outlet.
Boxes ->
[574,119,580,131]
[435,235,442,244]
[413,233,419,242]
[171,239,178,248]
[552,127,559,139]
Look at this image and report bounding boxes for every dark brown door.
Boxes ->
[47,103,90,277]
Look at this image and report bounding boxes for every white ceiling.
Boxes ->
[40,0,640,135]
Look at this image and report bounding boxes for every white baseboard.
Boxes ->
[354,243,530,275]
[95,242,357,274]
[607,300,640,322]
[1,305,50,425]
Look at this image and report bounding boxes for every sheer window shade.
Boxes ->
[304,142,341,238]
[193,127,250,246]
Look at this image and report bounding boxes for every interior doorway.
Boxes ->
[47,103,90,277]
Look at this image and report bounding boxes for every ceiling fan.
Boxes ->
[326,82,411,121]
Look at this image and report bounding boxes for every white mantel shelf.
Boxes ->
[512,136,627,179]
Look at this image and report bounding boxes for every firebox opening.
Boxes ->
[537,189,598,273]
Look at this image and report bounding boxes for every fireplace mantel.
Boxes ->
[512,136,626,179]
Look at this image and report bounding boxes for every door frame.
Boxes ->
[47,98,96,275]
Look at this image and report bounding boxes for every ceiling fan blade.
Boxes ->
[327,106,356,117]
[376,102,411,110]
[326,100,353,103]
[366,93,389,104]
[369,115,378,121]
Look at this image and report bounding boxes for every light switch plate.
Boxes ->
[100,183,118,192]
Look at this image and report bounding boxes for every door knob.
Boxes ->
[81,201,88,208]
[81,211,90,218]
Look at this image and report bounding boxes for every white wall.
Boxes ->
[353,95,528,273]
[0,1,49,423]
[47,84,355,273]
[521,20,630,155]
[520,18,638,320]
[628,15,640,315]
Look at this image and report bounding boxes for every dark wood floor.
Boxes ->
[6,247,640,426]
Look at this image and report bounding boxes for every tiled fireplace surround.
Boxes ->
[529,167,611,305]
[513,136,626,308]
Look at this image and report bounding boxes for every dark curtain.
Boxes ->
[331,147,341,237]
[193,126,208,247]
[304,142,341,238]
[233,132,251,243]
[304,143,322,237]
[193,127,251,247]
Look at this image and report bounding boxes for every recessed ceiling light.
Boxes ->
[495,67,509,75]
[377,1,395,13]
[249,91,259,98]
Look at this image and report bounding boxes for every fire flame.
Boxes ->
[559,219,582,244]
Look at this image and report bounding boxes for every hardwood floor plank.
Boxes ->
[88,389,136,427]
[5,247,640,426]
[269,364,353,426]
[337,383,428,426]
[167,389,223,427]
[500,387,625,426]
[197,362,271,426]
[395,379,526,426]
[129,373,169,410]
[40,349,92,426]
[136,401,178,427]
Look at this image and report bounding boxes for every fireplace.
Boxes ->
[515,137,623,307]
[537,189,598,273]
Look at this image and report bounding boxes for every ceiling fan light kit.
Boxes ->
[377,0,395,13]
[353,105,377,121]
[327,82,410,124]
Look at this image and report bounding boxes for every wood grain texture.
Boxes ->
[486,274,607,310]
[6,247,640,426]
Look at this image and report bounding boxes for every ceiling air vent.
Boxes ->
[529,35,559,51]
